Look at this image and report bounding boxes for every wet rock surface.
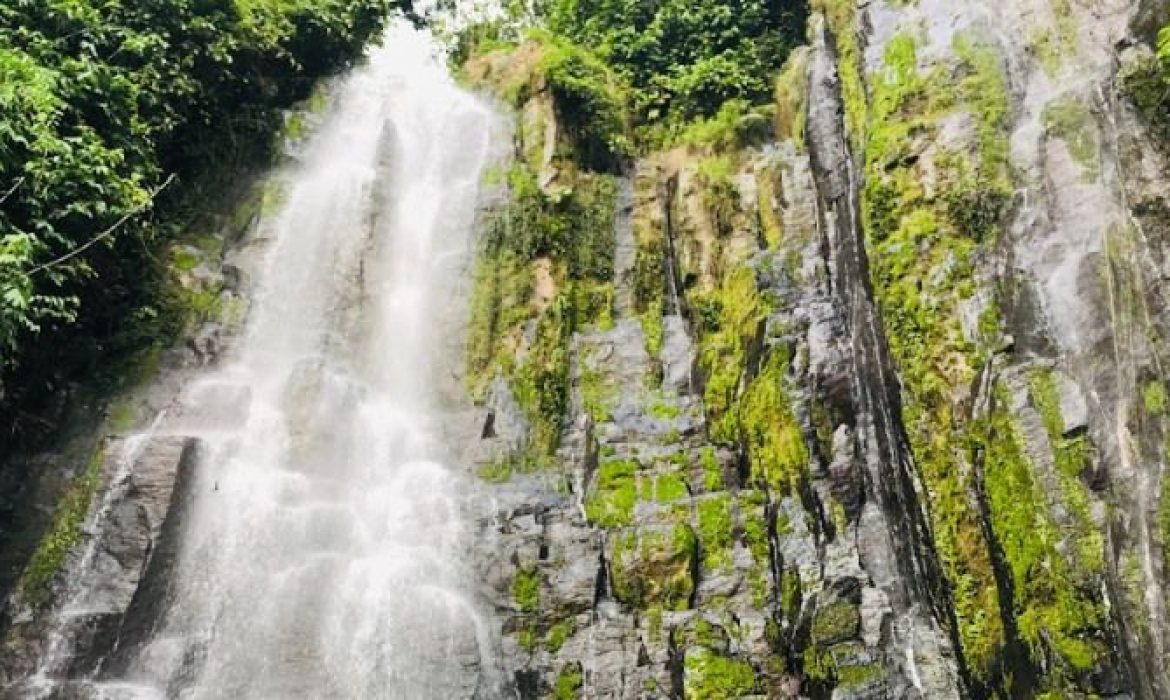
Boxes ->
[0,437,201,690]
[458,1,1170,698]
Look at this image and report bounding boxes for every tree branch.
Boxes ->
[0,177,25,207]
[28,173,177,276]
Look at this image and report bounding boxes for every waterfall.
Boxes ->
[45,18,504,699]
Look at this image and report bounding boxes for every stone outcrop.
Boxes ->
[0,437,201,692]
[457,1,1170,697]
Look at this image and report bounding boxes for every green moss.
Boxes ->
[1161,468,1170,571]
[641,299,666,361]
[632,213,667,365]
[780,569,802,620]
[774,47,810,149]
[1042,98,1099,180]
[683,647,756,699]
[108,401,137,433]
[811,600,860,647]
[739,348,807,492]
[1027,0,1078,75]
[518,626,537,651]
[641,472,689,504]
[610,524,697,610]
[464,162,618,457]
[647,605,665,642]
[648,397,682,420]
[513,567,540,614]
[1121,50,1170,138]
[585,458,639,527]
[20,445,106,608]
[698,494,735,571]
[700,447,723,491]
[813,0,866,148]
[171,246,201,272]
[742,506,770,566]
[837,662,883,689]
[546,619,574,652]
[1029,369,1103,576]
[1145,381,1168,415]
[693,266,770,444]
[554,663,584,700]
[860,32,1015,685]
[581,362,618,423]
[756,163,785,250]
[985,383,1108,683]
[696,155,741,238]
[260,178,287,217]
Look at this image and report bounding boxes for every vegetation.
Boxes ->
[463,162,618,455]
[554,663,584,699]
[683,647,756,699]
[545,0,806,129]
[0,0,406,447]
[1122,20,1170,137]
[513,566,540,614]
[609,524,697,610]
[20,443,105,607]
[584,458,639,527]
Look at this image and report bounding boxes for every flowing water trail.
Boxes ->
[71,19,503,699]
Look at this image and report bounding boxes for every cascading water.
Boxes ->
[23,17,504,699]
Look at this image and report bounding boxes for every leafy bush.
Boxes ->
[545,0,807,123]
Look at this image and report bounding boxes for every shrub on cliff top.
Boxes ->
[545,0,807,123]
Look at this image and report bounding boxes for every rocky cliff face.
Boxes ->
[458,1,1170,698]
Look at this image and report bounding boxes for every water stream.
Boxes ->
[63,19,502,699]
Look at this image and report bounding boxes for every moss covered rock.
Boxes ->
[609,523,697,611]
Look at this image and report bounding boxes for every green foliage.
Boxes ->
[554,663,584,700]
[545,619,574,652]
[534,31,632,170]
[683,647,756,699]
[610,524,696,610]
[740,349,807,493]
[0,0,401,442]
[1145,381,1168,415]
[585,458,639,527]
[810,600,860,647]
[692,266,769,444]
[513,566,540,614]
[860,32,1018,684]
[677,99,775,152]
[544,0,806,127]
[1121,26,1170,138]
[697,494,734,571]
[982,385,1108,686]
[465,164,617,455]
[20,444,105,608]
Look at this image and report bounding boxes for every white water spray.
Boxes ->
[77,19,503,699]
